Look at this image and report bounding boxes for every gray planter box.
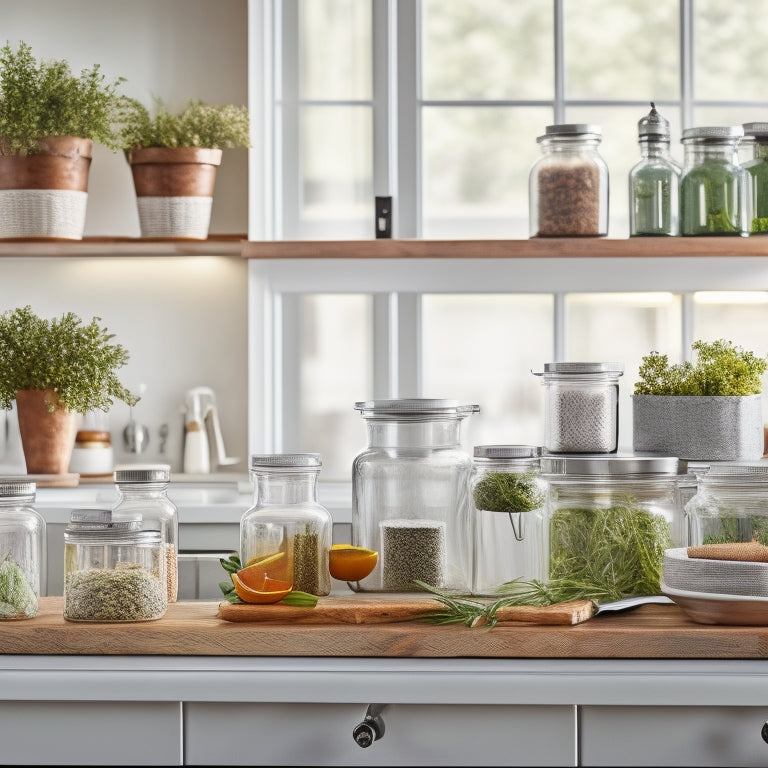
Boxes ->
[632,394,764,461]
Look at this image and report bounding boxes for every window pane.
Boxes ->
[694,0,768,102]
[421,0,553,101]
[421,294,554,451]
[292,295,373,482]
[564,0,678,101]
[565,293,682,451]
[299,105,372,237]
[422,106,550,238]
[300,0,371,100]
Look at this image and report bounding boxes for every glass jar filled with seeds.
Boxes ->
[351,399,480,593]
[240,454,332,596]
[529,124,609,237]
[470,446,548,596]
[112,465,178,603]
[542,455,682,601]
[0,479,44,620]
[63,508,167,622]
[533,362,624,454]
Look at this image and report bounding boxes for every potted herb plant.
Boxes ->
[0,306,138,476]
[119,97,250,239]
[0,40,126,239]
[632,339,768,461]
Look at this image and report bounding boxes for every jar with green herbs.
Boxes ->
[541,455,682,602]
[471,445,548,596]
[0,479,44,620]
[741,123,768,234]
[680,125,746,236]
[240,454,332,596]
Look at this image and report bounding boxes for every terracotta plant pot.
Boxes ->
[126,146,222,239]
[16,389,77,475]
[0,136,93,240]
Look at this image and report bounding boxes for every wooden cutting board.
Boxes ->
[217,595,594,625]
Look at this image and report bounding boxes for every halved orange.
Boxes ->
[329,544,378,582]
[231,572,293,604]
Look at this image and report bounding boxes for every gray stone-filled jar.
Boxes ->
[533,362,624,454]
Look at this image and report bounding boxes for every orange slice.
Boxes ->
[244,551,286,568]
[329,544,378,581]
[235,558,289,590]
[231,572,293,604]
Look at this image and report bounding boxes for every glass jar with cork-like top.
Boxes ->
[529,124,609,237]
[240,454,332,596]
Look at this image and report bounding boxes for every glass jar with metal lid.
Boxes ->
[240,453,332,596]
[680,125,746,236]
[113,464,178,603]
[352,399,480,593]
[685,463,768,548]
[742,123,768,235]
[541,455,682,600]
[0,479,44,620]
[63,508,167,622]
[471,445,548,596]
[529,124,609,237]
[533,362,624,454]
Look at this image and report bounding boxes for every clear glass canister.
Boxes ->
[533,362,624,454]
[240,453,332,596]
[471,445,547,596]
[529,123,609,237]
[542,455,682,600]
[351,399,480,593]
[680,125,746,236]
[113,465,178,603]
[686,463,768,547]
[63,508,167,622]
[0,479,44,620]
[629,103,681,237]
[742,122,768,235]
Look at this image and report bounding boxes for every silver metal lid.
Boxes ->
[743,122,768,138]
[541,454,680,476]
[250,453,322,471]
[699,462,768,482]
[66,508,142,532]
[681,125,743,142]
[537,123,602,143]
[354,399,480,417]
[114,465,170,484]
[0,479,36,498]
[474,445,542,459]
[638,102,670,141]
[533,362,624,376]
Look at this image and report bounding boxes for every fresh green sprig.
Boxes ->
[473,471,545,513]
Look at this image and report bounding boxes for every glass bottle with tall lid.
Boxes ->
[240,454,332,596]
[351,399,480,593]
[742,123,768,234]
[112,465,178,603]
[0,479,44,620]
[629,103,681,236]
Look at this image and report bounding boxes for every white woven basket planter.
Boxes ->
[0,189,88,239]
[136,195,213,239]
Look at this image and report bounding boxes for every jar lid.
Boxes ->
[681,125,743,142]
[533,362,624,376]
[541,454,680,476]
[699,462,768,482]
[537,124,602,143]
[743,122,768,139]
[354,399,480,417]
[250,453,322,471]
[0,478,36,498]
[66,508,142,532]
[638,102,670,141]
[474,445,542,459]
[114,464,170,484]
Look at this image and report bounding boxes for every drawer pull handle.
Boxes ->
[761,720,768,745]
[353,704,386,748]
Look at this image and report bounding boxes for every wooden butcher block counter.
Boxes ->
[4,595,768,658]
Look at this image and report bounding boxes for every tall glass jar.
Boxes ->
[351,399,480,593]
[0,479,44,620]
[471,445,547,596]
[113,465,178,603]
[680,125,746,236]
[742,123,768,235]
[240,454,332,596]
[529,124,609,237]
[629,103,681,237]
[542,455,682,600]
[63,508,167,622]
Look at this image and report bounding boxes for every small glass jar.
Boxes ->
[240,454,332,596]
[352,399,480,593]
[533,362,624,454]
[113,465,178,603]
[0,479,44,620]
[742,123,768,235]
[529,123,609,237]
[686,463,768,547]
[629,103,681,237]
[542,455,682,599]
[470,445,548,596]
[63,508,167,623]
[680,125,746,236]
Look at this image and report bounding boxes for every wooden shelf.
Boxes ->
[242,237,768,260]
